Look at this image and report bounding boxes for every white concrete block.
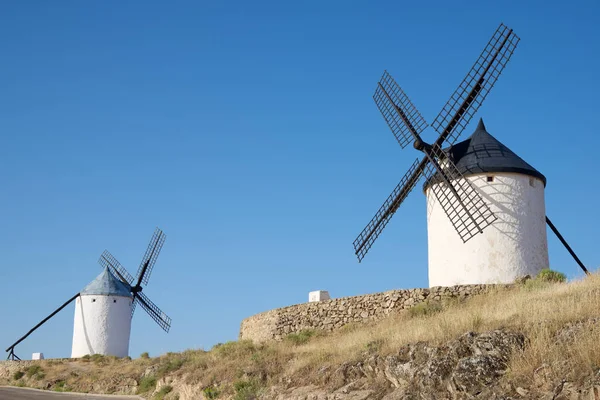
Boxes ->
[309,290,330,302]
[32,353,44,360]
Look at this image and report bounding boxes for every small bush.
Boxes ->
[53,380,68,392]
[339,322,360,333]
[12,371,24,380]
[154,385,172,400]
[285,330,318,346]
[81,354,91,362]
[523,269,567,291]
[365,338,385,354]
[25,365,43,378]
[203,386,220,399]
[469,313,484,331]
[141,351,150,359]
[233,379,262,400]
[91,353,105,364]
[408,300,443,318]
[537,268,567,283]
[213,340,255,358]
[157,357,186,376]
[137,375,157,394]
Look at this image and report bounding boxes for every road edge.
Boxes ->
[0,386,145,399]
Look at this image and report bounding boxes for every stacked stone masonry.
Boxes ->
[240,284,511,342]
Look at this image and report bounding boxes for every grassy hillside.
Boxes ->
[2,271,600,399]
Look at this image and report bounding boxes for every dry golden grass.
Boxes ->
[150,272,600,392]
[3,272,600,397]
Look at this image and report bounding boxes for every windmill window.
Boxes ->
[92,299,96,303]
[486,176,494,182]
[529,177,535,187]
[113,299,117,303]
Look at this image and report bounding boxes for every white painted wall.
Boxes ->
[71,294,132,358]
[426,173,549,287]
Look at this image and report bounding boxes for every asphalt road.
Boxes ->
[0,387,140,399]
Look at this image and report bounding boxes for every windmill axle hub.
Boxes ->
[131,286,142,294]
[413,137,430,152]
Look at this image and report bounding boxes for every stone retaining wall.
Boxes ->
[240,284,511,342]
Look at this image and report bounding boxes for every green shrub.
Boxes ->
[408,300,443,318]
[537,268,567,283]
[91,353,105,364]
[137,375,157,394]
[233,379,262,400]
[53,380,67,392]
[154,385,172,400]
[141,352,150,359]
[213,340,255,358]
[365,338,385,354]
[285,330,317,346]
[25,365,43,378]
[523,269,567,291]
[12,371,24,380]
[157,357,185,376]
[203,386,220,399]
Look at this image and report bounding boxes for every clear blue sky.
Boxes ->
[1,0,599,359]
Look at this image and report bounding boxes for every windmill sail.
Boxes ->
[136,291,171,332]
[354,23,519,262]
[99,250,135,286]
[431,24,519,147]
[374,71,428,148]
[423,144,496,242]
[136,228,166,286]
[353,158,423,261]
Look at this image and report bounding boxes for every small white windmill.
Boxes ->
[6,228,171,360]
[352,24,590,285]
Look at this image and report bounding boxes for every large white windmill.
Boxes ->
[424,119,549,286]
[6,228,171,360]
[352,24,589,286]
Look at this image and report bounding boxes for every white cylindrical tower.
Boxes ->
[426,119,549,287]
[71,267,133,358]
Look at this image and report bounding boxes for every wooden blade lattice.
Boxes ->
[432,23,519,147]
[99,250,135,286]
[99,251,138,316]
[136,228,166,286]
[423,144,496,242]
[136,291,171,332]
[353,158,424,261]
[373,71,428,148]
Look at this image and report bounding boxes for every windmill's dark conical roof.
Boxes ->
[80,267,132,297]
[424,119,546,190]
